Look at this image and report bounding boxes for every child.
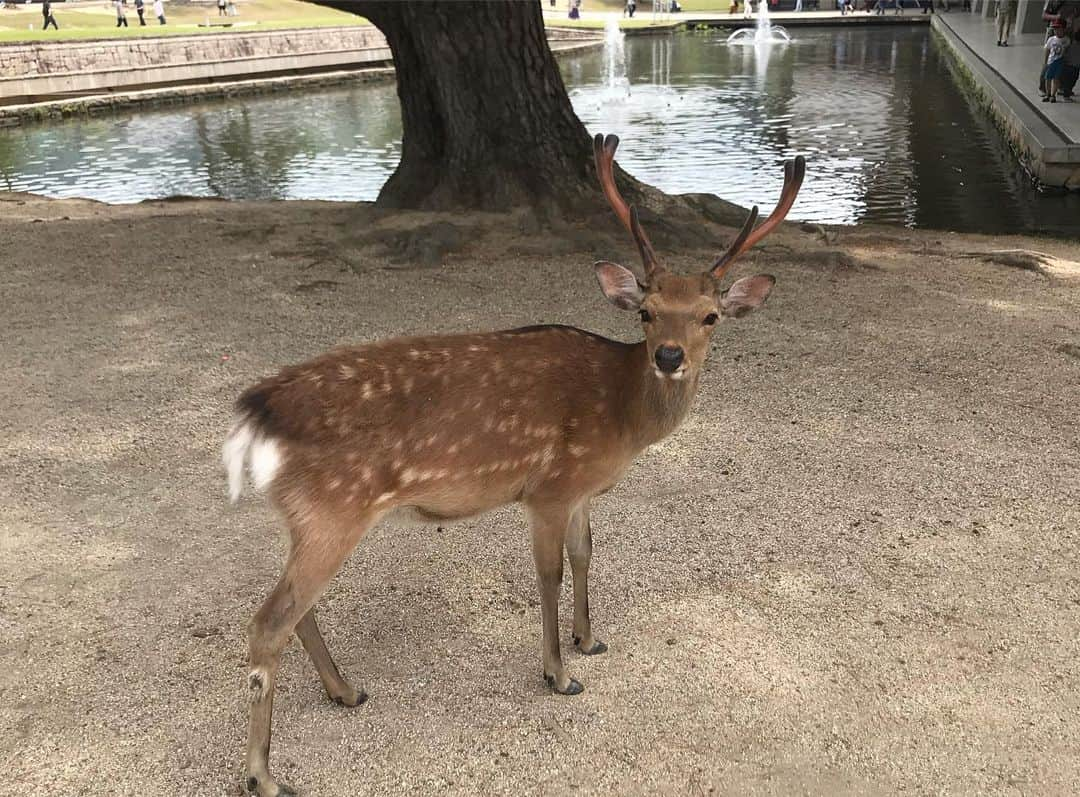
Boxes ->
[1044,20,1070,103]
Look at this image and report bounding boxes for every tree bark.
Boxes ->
[312,0,644,215]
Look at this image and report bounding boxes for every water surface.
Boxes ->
[2,27,1077,235]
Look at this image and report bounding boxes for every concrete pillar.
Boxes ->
[1018,0,1047,34]
[981,0,995,19]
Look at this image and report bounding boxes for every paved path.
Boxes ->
[937,11,1080,142]
[934,12,1080,186]
[544,6,934,28]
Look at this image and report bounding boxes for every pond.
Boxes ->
[3,26,1079,236]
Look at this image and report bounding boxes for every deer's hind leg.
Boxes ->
[246,511,374,797]
[295,609,367,708]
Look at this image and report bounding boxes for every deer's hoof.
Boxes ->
[545,673,585,695]
[558,678,585,695]
[575,638,608,656]
[247,776,297,797]
[330,688,368,708]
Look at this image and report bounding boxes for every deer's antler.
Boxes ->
[710,155,806,281]
[593,133,662,282]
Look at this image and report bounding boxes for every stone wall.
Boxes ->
[0,26,387,78]
[0,26,391,102]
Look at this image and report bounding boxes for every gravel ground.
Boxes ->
[1,195,1079,796]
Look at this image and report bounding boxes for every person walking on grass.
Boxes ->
[41,0,58,30]
[115,0,128,27]
[218,0,227,16]
[995,0,1017,46]
[135,0,146,26]
[154,0,166,24]
[1044,19,1070,102]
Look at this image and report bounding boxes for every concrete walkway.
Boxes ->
[544,7,933,29]
[933,11,1080,188]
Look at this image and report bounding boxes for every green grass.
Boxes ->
[545,17,677,29]
[542,0,741,29]
[0,0,365,44]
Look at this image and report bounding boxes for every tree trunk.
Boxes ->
[312,0,640,215]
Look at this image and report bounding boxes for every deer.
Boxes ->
[224,133,805,797]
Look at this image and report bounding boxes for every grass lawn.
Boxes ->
[542,0,738,29]
[0,0,738,42]
[545,16,676,28]
[0,0,364,44]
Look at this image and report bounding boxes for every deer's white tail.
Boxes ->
[223,417,281,503]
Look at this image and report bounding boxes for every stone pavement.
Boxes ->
[934,10,1080,187]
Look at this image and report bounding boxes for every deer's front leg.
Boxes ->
[567,503,607,656]
[526,502,583,695]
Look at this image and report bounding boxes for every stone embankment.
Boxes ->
[0,26,599,126]
[0,26,389,108]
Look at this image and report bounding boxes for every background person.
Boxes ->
[996,0,1017,46]
[1061,28,1080,99]
[1040,1,1080,97]
[41,0,58,30]
[1043,0,1080,35]
[154,0,165,24]
[1044,19,1070,102]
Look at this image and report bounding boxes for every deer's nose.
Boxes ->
[654,345,684,373]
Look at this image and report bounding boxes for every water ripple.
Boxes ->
[0,28,1078,235]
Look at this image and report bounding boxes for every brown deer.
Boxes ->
[224,133,805,797]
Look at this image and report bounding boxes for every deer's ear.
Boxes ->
[720,274,775,318]
[595,261,645,310]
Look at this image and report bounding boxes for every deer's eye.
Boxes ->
[703,312,719,326]
[639,309,653,323]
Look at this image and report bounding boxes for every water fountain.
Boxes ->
[602,17,630,101]
[726,1,792,46]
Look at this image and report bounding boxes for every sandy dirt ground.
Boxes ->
[1,194,1078,796]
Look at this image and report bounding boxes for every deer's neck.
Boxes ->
[621,342,701,450]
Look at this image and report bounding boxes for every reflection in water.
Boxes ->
[1,28,1079,235]
[1,82,402,203]
[568,28,1080,235]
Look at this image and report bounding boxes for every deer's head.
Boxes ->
[592,134,805,381]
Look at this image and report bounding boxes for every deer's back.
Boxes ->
[234,326,639,517]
